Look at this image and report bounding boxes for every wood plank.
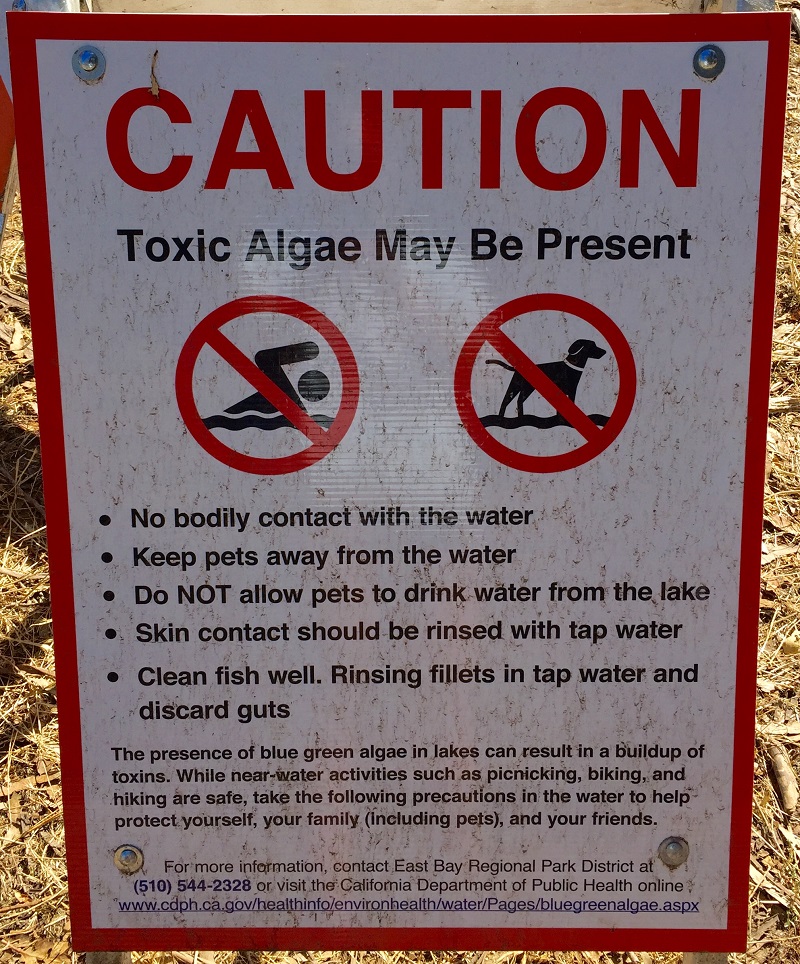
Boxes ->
[0,146,17,252]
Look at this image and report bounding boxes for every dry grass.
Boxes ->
[3,21,800,964]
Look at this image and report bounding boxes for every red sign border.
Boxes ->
[455,293,636,472]
[175,295,359,475]
[10,10,789,955]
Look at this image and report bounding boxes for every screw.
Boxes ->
[77,49,98,72]
[114,845,144,874]
[658,836,690,867]
[693,45,725,81]
[72,46,106,83]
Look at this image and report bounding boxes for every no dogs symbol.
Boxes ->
[176,296,359,475]
[454,294,635,472]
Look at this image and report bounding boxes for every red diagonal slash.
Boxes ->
[485,328,603,441]
[205,328,329,447]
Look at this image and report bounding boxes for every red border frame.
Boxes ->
[9,10,789,953]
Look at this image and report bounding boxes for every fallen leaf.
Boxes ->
[9,318,26,353]
[768,743,799,813]
[783,635,800,655]
[762,544,799,565]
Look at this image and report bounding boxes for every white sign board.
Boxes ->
[10,12,788,953]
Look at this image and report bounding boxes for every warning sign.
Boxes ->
[10,11,789,955]
[176,295,360,474]
[455,294,636,472]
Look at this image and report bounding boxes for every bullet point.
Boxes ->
[103,590,115,601]
[105,629,117,639]
[99,515,111,526]
[101,552,113,563]
[107,672,119,682]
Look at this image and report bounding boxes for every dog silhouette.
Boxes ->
[488,338,606,418]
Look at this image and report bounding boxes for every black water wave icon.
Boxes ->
[203,412,334,432]
[481,412,609,430]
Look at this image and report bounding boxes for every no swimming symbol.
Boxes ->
[176,296,359,475]
[454,294,636,473]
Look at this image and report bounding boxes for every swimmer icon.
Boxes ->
[203,341,333,432]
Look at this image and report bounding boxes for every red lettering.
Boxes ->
[305,90,382,191]
[619,89,700,188]
[515,87,606,191]
[106,84,700,195]
[393,90,472,189]
[480,90,502,190]
[205,90,293,190]
[106,88,192,192]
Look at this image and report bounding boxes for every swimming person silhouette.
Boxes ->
[202,340,333,433]
[224,341,330,415]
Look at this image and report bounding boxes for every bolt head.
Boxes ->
[114,844,144,874]
[658,835,690,867]
[696,47,719,72]
[693,44,725,81]
[78,49,99,73]
[72,45,106,83]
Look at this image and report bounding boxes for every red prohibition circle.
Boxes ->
[176,296,359,475]
[454,294,636,473]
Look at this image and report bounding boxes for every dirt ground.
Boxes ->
[1,12,800,964]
